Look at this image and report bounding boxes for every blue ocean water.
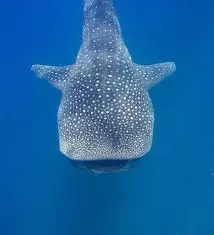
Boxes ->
[1,0,214,234]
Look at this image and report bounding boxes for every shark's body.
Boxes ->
[32,0,175,171]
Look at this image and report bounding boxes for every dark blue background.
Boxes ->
[1,0,214,234]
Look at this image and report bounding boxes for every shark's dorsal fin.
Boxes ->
[31,65,74,90]
[136,62,176,89]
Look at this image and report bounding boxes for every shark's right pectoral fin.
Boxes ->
[136,62,176,89]
[31,64,73,90]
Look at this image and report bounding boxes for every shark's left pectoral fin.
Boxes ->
[136,62,176,89]
[31,64,73,90]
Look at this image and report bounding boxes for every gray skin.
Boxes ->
[32,0,175,173]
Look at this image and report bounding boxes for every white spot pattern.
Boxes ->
[32,0,176,160]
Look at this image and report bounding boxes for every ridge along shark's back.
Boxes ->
[31,0,176,173]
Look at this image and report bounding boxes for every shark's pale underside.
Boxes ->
[32,0,176,172]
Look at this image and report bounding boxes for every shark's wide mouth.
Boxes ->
[70,159,139,173]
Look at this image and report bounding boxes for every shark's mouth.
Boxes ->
[70,159,140,173]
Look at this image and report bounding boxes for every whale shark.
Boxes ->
[32,0,176,173]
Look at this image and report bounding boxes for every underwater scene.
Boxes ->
[1,0,214,234]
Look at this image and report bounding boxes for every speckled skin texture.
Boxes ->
[32,0,176,160]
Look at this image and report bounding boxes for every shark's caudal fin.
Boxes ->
[31,64,74,90]
[136,62,176,89]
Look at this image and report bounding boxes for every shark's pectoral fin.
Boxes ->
[136,62,176,89]
[31,64,73,90]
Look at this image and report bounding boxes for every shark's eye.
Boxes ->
[70,159,139,173]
